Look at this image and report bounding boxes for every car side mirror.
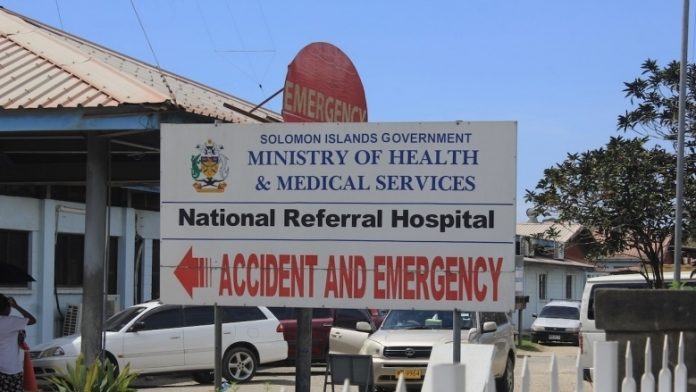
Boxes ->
[482,321,498,333]
[129,321,146,332]
[467,327,479,341]
[532,313,538,318]
[355,321,372,333]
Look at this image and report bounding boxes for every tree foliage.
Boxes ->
[618,58,696,152]
[524,137,694,288]
[527,59,696,288]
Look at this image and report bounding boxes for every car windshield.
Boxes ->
[104,306,148,332]
[539,306,579,320]
[380,310,475,330]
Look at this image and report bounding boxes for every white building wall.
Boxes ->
[0,195,41,230]
[0,195,160,346]
[136,210,159,240]
[0,196,43,344]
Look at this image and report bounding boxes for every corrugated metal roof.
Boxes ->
[0,7,280,123]
[523,256,595,270]
[516,221,584,243]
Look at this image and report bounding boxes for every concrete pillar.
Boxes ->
[118,208,136,308]
[38,199,57,343]
[141,239,153,302]
[82,134,108,364]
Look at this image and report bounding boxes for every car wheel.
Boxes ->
[222,346,257,383]
[192,371,214,384]
[102,352,119,376]
[583,368,593,383]
[495,355,514,392]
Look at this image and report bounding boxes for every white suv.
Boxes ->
[30,301,287,386]
[334,309,516,392]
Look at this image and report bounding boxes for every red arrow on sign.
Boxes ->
[174,247,209,298]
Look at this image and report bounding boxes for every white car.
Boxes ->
[330,309,516,392]
[530,300,581,345]
[30,301,287,387]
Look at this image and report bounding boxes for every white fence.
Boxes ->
[237,333,690,392]
[518,332,688,392]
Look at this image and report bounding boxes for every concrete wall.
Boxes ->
[595,289,696,392]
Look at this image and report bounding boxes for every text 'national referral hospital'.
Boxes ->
[179,208,495,233]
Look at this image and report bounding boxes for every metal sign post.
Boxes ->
[214,303,221,388]
[453,309,461,363]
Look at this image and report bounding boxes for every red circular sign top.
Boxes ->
[282,42,368,123]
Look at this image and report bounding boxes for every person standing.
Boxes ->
[0,294,36,392]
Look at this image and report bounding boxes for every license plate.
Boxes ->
[395,369,422,379]
[549,334,561,340]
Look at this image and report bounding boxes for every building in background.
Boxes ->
[515,217,596,330]
[0,7,280,345]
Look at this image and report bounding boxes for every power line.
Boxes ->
[254,0,278,88]
[223,0,264,93]
[128,0,177,103]
[129,0,161,69]
[53,0,64,30]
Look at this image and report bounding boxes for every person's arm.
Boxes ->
[8,297,36,326]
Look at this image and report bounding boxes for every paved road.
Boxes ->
[517,344,592,392]
[133,344,592,391]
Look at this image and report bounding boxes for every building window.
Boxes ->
[151,240,160,299]
[538,273,547,300]
[515,237,521,255]
[566,275,573,299]
[0,229,31,288]
[55,233,118,291]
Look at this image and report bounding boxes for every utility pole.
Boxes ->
[295,308,313,392]
[82,134,108,364]
[674,0,689,286]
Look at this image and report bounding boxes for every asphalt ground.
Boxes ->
[132,344,591,391]
[131,365,348,392]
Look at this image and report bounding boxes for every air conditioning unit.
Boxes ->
[62,304,82,336]
[520,238,534,257]
[105,295,120,318]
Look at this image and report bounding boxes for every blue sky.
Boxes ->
[1,1,689,221]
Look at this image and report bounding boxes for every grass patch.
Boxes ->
[516,337,542,352]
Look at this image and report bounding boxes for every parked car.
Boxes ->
[530,300,581,345]
[267,307,377,363]
[30,301,287,387]
[579,272,696,382]
[330,309,516,392]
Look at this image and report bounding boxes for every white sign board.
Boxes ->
[160,122,516,311]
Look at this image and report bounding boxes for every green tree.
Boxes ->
[525,137,684,288]
[618,58,696,150]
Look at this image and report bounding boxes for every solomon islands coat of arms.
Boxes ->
[190,139,229,192]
